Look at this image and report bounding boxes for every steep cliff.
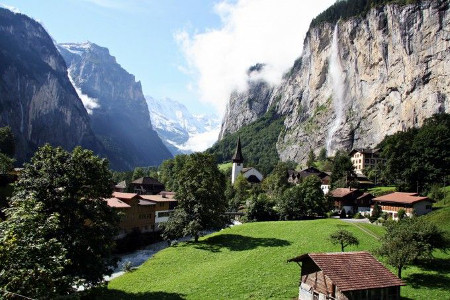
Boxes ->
[0,8,102,164]
[219,64,273,139]
[58,42,172,170]
[218,0,450,165]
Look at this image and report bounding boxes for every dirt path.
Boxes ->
[340,219,380,240]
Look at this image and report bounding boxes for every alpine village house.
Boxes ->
[288,251,405,300]
[106,177,177,238]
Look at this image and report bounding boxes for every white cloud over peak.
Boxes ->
[1,3,21,14]
[176,0,335,115]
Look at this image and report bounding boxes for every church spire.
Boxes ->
[232,136,244,163]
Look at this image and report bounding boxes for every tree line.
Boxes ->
[310,0,422,28]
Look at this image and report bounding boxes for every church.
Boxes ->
[231,137,264,184]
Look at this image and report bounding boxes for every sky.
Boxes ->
[1,0,335,116]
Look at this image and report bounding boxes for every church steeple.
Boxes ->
[231,136,244,184]
[232,136,244,164]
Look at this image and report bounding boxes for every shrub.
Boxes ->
[347,210,354,219]
[397,209,406,220]
[339,209,347,219]
[123,261,133,273]
[353,212,364,219]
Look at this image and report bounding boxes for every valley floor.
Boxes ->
[99,218,450,299]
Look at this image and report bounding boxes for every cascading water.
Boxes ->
[326,23,346,155]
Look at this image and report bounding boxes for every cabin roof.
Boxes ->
[105,197,131,208]
[288,251,405,291]
[373,192,430,204]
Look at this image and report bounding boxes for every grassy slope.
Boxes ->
[367,186,397,197]
[103,218,449,299]
[423,186,450,234]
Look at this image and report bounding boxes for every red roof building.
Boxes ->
[330,188,374,215]
[372,192,433,219]
[130,177,165,195]
[288,251,405,300]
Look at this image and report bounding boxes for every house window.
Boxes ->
[426,205,432,209]
[365,159,369,163]
[159,203,165,207]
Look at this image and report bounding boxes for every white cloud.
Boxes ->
[176,0,335,115]
[1,3,21,14]
[169,128,220,153]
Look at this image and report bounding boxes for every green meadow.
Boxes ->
[101,218,449,299]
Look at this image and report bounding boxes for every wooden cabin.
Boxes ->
[288,251,404,300]
[372,192,433,219]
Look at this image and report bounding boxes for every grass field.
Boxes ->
[367,186,397,196]
[218,162,232,173]
[101,218,450,299]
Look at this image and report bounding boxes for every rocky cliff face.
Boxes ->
[219,64,273,139]
[0,8,101,164]
[219,0,450,164]
[58,42,172,170]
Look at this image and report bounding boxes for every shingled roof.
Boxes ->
[105,197,131,208]
[330,188,358,198]
[131,177,164,186]
[373,192,430,204]
[288,251,405,292]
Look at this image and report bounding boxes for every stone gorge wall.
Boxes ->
[0,9,101,164]
[219,0,450,164]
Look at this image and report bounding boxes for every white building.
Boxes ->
[231,137,263,184]
[371,192,433,219]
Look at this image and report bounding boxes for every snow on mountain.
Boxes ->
[146,96,220,154]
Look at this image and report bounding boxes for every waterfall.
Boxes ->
[326,24,346,155]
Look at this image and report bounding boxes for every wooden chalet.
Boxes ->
[372,192,433,219]
[330,188,373,215]
[288,167,331,194]
[130,176,165,195]
[106,192,156,238]
[288,251,405,300]
[105,191,178,237]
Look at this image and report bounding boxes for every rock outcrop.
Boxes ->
[0,8,102,164]
[58,42,172,170]
[218,0,450,164]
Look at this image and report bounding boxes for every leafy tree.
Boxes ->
[0,145,119,297]
[262,161,291,199]
[378,218,449,278]
[132,167,146,180]
[379,113,450,193]
[428,184,445,203]
[231,174,250,209]
[162,153,227,242]
[331,150,356,189]
[370,202,382,222]
[158,154,189,191]
[397,209,406,220]
[0,196,69,298]
[329,229,359,252]
[247,193,278,221]
[0,126,15,158]
[278,176,328,220]
[307,149,316,168]
[318,147,327,161]
[0,153,14,174]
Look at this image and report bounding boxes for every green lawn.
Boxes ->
[367,186,397,197]
[218,162,232,173]
[100,219,450,299]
